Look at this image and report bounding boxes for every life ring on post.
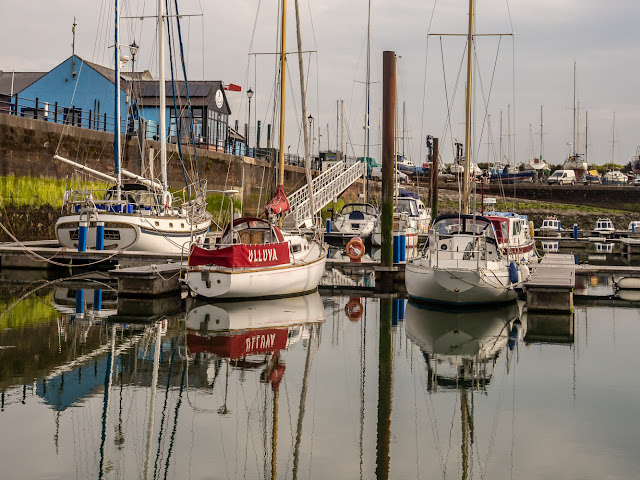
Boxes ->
[345,236,365,262]
[345,297,363,321]
[162,191,172,210]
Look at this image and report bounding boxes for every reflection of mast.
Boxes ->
[359,303,368,480]
[99,324,116,480]
[271,358,280,480]
[292,328,313,480]
[143,322,162,480]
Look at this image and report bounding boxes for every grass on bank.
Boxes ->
[0,175,108,208]
[437,198,631,214]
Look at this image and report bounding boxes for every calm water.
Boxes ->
[1,278,639,479]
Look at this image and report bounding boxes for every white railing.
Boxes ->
[287,161,346,211]
[286,161,365,228]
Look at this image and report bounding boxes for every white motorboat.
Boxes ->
[627,220,640,232]
[540,216,562,235]
[332,202,378,237]
[185,216,327,299]
[405,214,519,307]
[602,170,626,185]
[593,218,615,235]
[486,212,538,264]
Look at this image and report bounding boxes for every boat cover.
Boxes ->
[265,184,290,215]
[189,242,290,268]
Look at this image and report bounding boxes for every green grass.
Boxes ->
[0,293,58,329]
[205,192,243,229]
[0,175,108,208]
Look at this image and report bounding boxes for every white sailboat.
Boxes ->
[332,202,379,237]
[562,63,588,175]
[54,0,211,253]
[184,0,327,299]
[405,0,520,307]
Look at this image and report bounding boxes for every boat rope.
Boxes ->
[0,218,122,268]
[173,0,202,188]
[164,0,190,189]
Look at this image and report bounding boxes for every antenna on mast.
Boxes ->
[71,17,77,77]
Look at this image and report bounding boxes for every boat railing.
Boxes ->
[434,232,490,269]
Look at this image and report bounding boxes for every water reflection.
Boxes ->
[405,301,521,391]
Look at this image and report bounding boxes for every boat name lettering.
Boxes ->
[245,333,277,354]
[247,247,278,263]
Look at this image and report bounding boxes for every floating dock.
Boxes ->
[526,254,576,313]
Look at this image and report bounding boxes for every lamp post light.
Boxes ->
[308,114,314,156]
[247,87,254,157]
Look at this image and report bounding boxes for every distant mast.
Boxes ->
[462,0,474,214]
[158,0,168,190]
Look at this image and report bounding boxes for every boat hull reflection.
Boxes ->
[405,301,522,388]
[186,292,325,358]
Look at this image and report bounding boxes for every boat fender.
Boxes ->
[519,264,530,282]
[508,261,519,284]
[163,191,172,210]
[346,236,365,262]
[529,221,535,239]
[345,297,364,321]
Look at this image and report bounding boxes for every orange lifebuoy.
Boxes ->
[345,297,363,321]
[345,236,365,262]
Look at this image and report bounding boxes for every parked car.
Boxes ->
[548,169,576,185]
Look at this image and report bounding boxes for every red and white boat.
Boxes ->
[486,212,538,264]
[185,214,327,299]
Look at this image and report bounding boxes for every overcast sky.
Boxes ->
[2,0,639,168]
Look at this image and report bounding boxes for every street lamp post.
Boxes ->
[247,87,254,157]
[308,114,314,163]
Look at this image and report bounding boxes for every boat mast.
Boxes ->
[572,61,576,159]
[158,0,168,190]
[463,0,474,214]
[364,0,371,202]
[278,0,287,189]
[115,0,122,202]
[585,110,588,165]
[294,0,315,222]
[539,105,544,161]
[612,111,616,165]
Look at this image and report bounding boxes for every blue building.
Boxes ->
[13,55,149,133]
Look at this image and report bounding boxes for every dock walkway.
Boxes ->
[526,254,576,313]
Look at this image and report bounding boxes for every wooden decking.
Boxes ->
[526,254,576,313]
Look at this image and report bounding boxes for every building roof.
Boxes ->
[84,59,153,83]
[135,80,230,114]
[0,71,47,95]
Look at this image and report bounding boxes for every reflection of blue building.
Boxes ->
[39,356,121,412]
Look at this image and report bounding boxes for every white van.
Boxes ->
[548,169,576,185]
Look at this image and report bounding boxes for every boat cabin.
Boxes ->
[219,217,284,246]
[338,203,378,219]
[428,214,501,262]
[594,218,615,233]
[541,217,561,231]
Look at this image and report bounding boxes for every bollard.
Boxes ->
[75,289,85,316]
[399,233,407,262]
[558,221,562,232]
[93,289,103,312]
[96,221,105,250]
[573,224,578,239]
[393,232,400,264]
[326,218,331,233]
[78,221,88,252]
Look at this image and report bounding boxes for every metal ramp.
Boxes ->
[284,161,365,229]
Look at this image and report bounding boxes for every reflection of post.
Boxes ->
[375,297,393,479]
[144,322,162,480]
[271,384,279,480]
[98,324,116,480]
[461,389,469,480]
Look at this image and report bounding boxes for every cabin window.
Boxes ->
[169,223,173,228]
[155,221,159,226]
[181,223,185,228]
